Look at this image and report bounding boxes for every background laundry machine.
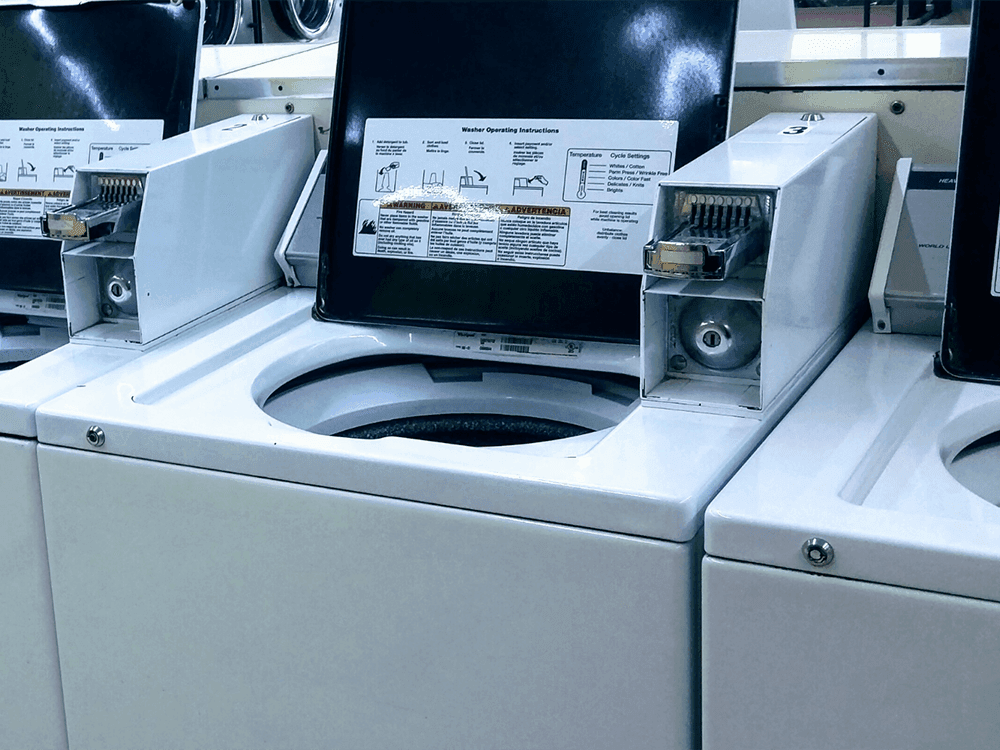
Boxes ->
[259,0,341,42]
[701,4,1000,748]
[0,1,203,365]
[203,0,341,44]
[31,3,884,749]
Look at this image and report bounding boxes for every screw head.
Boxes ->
[802,537,834,567]
[85,425,106,448]
[284,102,295,114]
[890,100,906,115]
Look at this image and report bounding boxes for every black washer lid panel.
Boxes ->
[939,0,1000,382]
[0,1,202,294]
[317,0,738,344]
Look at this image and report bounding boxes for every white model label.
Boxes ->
[354,118,678,274]
[0,119,162,240]
[453,331,583,357]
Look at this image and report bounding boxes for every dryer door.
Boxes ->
[203,0,244,44]
[269,0,338,40]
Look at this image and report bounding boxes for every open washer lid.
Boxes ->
[939,1,1000,382]
[316,0,738,344]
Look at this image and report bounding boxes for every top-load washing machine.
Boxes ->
[701,4,1000,749]
[32,2,879,748]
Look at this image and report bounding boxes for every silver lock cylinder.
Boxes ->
[679,297,762,371]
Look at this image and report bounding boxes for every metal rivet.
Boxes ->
[802,538,834,567]
[284,102,295,114]
[890,100,905,115]
[801,112,824,122]
[85,426,106,448]
[251,113,269,122]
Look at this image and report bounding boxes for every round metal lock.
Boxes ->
[890,100,906,115]
[679,297,761,371]
[85,426,106,448]
[107,276,133,306]
[802,537,834,567]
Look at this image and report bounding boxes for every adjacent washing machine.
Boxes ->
[31,4,882,749]
[0,5,203,748]
[701,5,1000,749]
[0,287,311,750]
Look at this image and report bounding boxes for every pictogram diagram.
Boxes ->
[17,159,37,182]
[375,161,399,192]
[422,169,445,189]
[459,166,488,195]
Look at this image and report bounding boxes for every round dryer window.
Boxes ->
[203,0,243,45]
[270,0,337,40]
[261,357,639,448]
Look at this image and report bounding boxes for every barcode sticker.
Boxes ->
[454,331,582,357]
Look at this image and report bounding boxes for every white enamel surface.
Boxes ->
[666,112,872,189]
[0,438,67,750]
[34,287,777,542]
[734,26,969,87]
[706,328,1000,602]
[702,557,1000,750]
[63,115,314,348]
[0,344,132,438]
[40,445,699,750]
[200,43,322,80]
[216,42,338,80]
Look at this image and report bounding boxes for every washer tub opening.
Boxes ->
[261,355,639,447]
[948,431,1000,506]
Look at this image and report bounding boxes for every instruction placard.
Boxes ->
[0,119,162,240]
[353,118,677,273]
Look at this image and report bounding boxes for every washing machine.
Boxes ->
[0,5,204,748]
[701,5,1000,749]
[205,0,341,44]
[31,3,877,749]
[259,0,341,42]
[0,112,312,750]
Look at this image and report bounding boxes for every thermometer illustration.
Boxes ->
[577,159,588,199]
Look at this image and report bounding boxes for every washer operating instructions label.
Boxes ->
[353,118,678,273]
[0,119,163,240]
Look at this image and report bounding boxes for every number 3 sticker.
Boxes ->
[780,125,811,135]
